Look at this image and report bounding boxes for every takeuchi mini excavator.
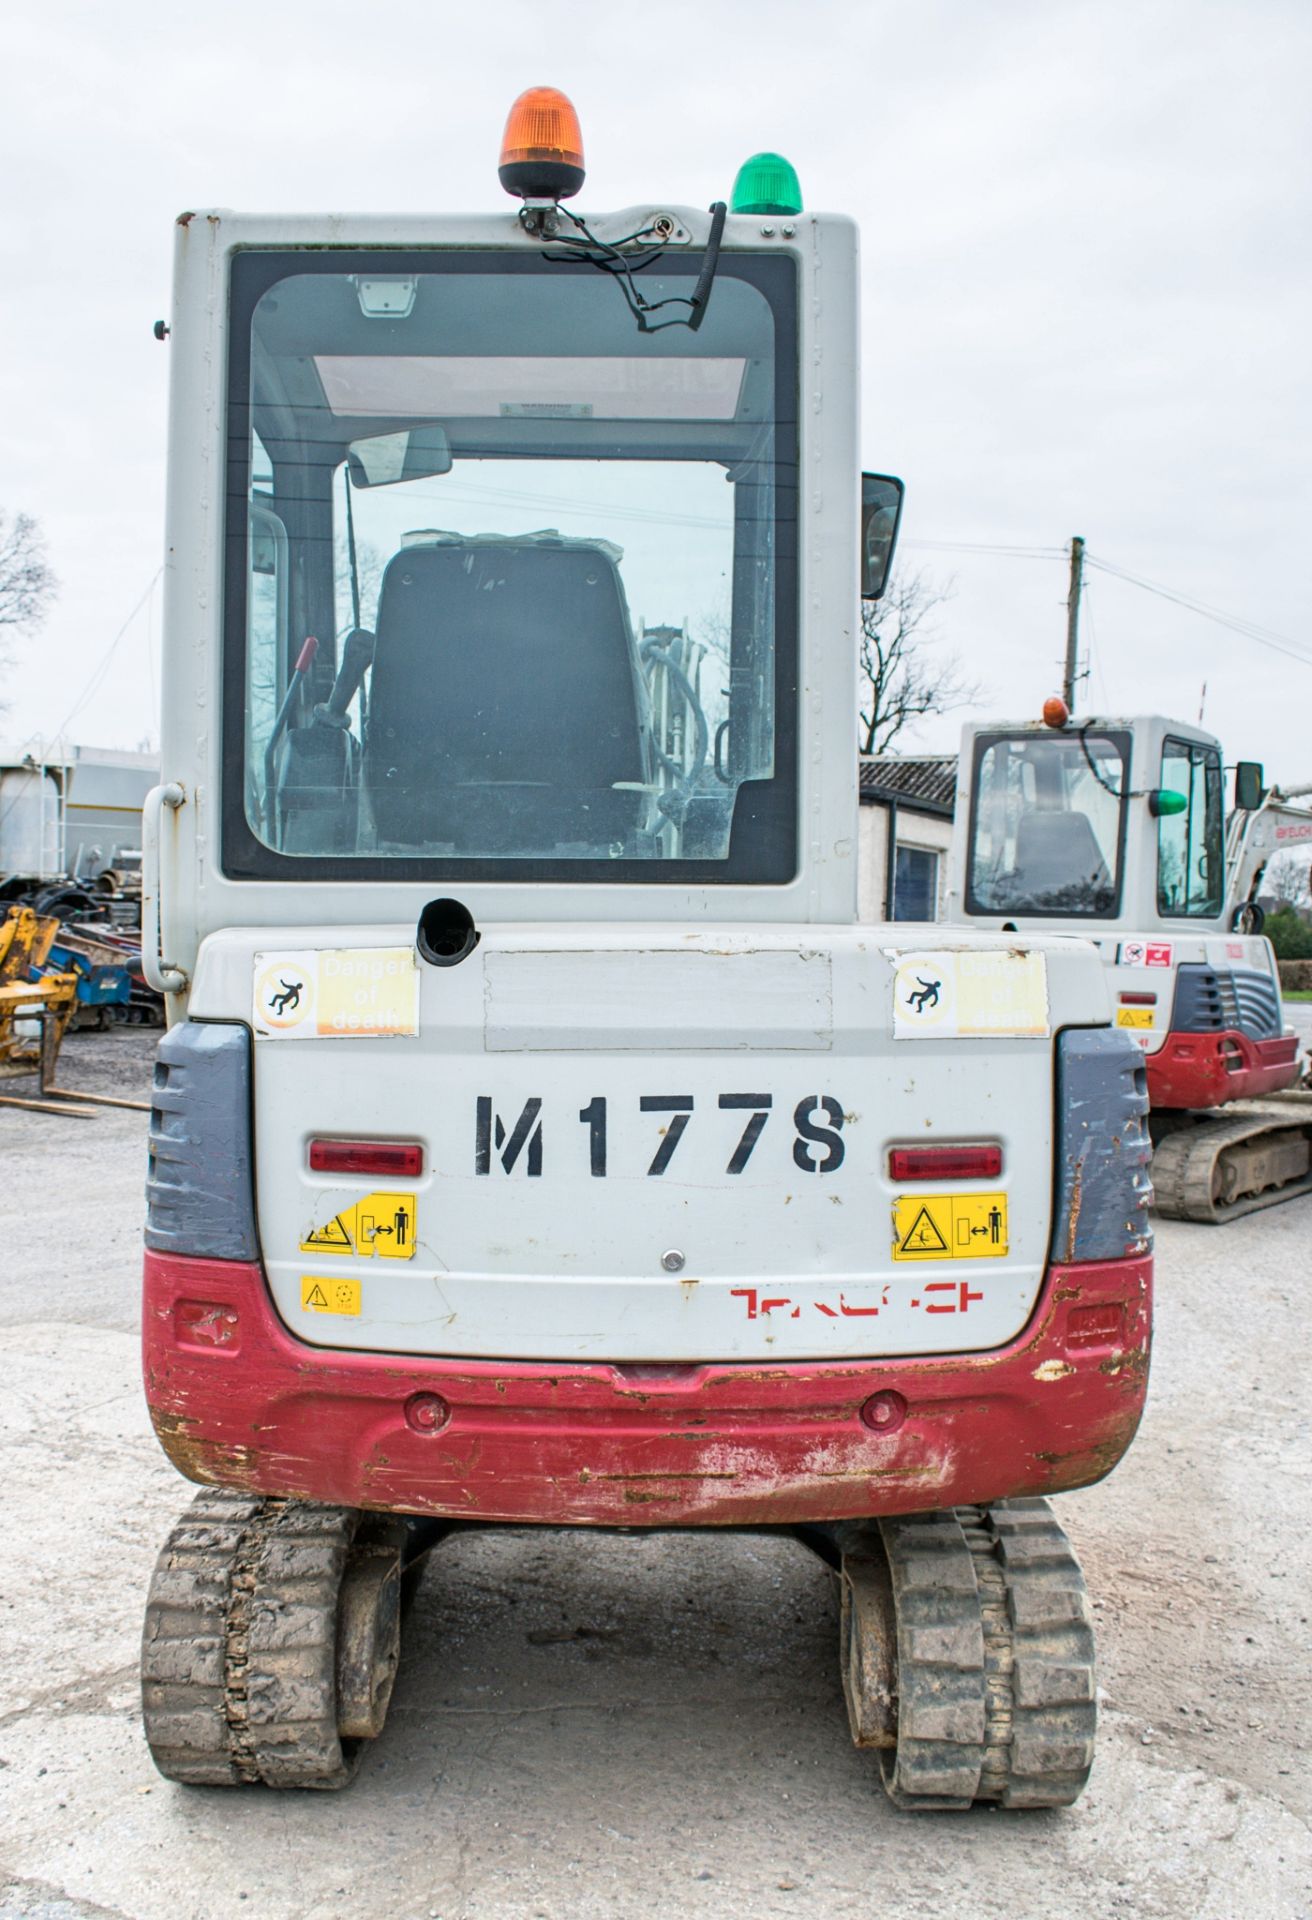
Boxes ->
[946,701,1312,1221]
[138,91,1153,1810]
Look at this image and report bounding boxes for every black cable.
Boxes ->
[686,201,727,332]
[1075,721,1125,799]
[342,463,361,631]
[543,203,728,334]
[339,464,369,743]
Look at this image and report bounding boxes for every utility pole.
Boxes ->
[1062,536,1085,712]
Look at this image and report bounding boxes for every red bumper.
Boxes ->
[142,1251,1152,1528]
[1146,1028,1299,1109]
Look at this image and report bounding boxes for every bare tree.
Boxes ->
[0,510,57,639]
[1264,850,1311,910]
[858,569,982,756]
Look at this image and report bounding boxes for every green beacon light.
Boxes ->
[1149,789,1189,818]
[730,151,803,217]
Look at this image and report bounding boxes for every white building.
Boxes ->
[0,745,159,881]
[857,756,957,923]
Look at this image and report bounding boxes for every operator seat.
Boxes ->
[1013,809,1112,907]
[364,537,647,855]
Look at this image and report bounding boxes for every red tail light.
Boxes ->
[309,1139,424,1177]
[1119,992,1157,1006]
[889,1144,1003,1182]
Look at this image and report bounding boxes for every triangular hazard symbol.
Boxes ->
[302,1214,352,1251]
[898,1204,949,1255]
[305,1283,329,1309]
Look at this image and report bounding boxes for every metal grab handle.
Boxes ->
[141,781,188,995]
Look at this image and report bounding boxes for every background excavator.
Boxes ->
[945,701,1312,1221]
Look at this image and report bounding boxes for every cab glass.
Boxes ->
[966,729,1130,917]
[222,251,798,884]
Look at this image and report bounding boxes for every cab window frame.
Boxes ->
[964,727,1132,919]
[1156,735,1224,919]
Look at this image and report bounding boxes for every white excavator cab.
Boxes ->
[948,712,1229,933]
[947,708,1312,1217]
[139,101,1152,1807]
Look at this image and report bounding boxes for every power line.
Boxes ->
[1084,578,1112,712]
[901,539,1066,559]
[0,571,164,844]
[1084,552,1312,669]
[894,535,1311,671]
[42,569,163,748]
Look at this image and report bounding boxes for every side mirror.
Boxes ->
[1234,761,1265,811]
[861,473,904,601]
[348,425,453,488]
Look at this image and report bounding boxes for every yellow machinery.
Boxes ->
[0,907,78,1083]
[0,905,145,1116]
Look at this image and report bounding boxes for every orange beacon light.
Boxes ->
[498,87,586,202]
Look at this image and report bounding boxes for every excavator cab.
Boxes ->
[949,710,1312,1220]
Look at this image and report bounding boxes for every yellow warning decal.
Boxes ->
[299,1192,417,1260]
[301,1275,362,1316]
[892,1191,1009,1261]
[300,1213,352,1252]
[1116,1007,1155,1029]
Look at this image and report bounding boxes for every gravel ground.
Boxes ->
[0,1028,157,1333]
[0,1028,1308,1920]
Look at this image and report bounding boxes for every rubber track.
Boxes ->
[142,1489,359,1789]
[877,1499,1095,1809]
[959,1501,1096,1809]
[1150,1113,1312,1224]
[877,1510,988,1808]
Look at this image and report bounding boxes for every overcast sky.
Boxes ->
[1,0,1308,779]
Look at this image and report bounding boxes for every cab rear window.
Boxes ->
[222,250,799,885]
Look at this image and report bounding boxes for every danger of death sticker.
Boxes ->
[301,1275,362,1316]
[892,1191,1009,1260]
[889,950,1048,1040]
[300,1192,417,1260]
[253,948,419,1040]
